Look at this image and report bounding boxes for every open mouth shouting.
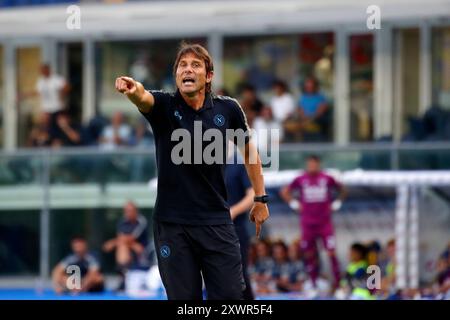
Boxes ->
[182,76,196,86]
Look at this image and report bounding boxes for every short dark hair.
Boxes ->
[173,42,214,93]
[307,154,321,162]
[302,76,319,93]
[272,240,288,253]
[351,243,368,259]
[386,238,395,247]
[272,79,288,92]
[240,83,256,93]
[71,235,86,243]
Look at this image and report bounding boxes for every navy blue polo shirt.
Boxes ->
[225,161,252,227]
[140,90,250,225]
[60,253,100,278]
[117,214,149,246]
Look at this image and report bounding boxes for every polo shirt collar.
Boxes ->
[175,90,213,112]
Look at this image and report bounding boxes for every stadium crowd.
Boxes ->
[247,237,450,300]
[25,64,334,150]
[25,63,450,153]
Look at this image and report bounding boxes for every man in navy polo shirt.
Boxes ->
[103,201,149,290]
[115,43,269,300]
[225,147,255,300]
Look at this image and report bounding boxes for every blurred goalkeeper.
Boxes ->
[114,43,269,300]
[280,155,346,290]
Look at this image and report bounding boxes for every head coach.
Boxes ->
[115,43,269,300]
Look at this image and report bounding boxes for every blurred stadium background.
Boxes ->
[0,0,449,300]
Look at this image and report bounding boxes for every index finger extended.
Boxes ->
[255,221,262,238]
[120,76,134,84]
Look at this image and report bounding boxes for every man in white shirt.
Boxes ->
[269,80,295,125]
[35,64,69,115]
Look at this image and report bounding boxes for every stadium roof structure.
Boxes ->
[0,0,449,39]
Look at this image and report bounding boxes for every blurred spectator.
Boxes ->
[83,114,110,146]
[248,239,306,295]
[366,240,382,266]
[341,242,372,300]
[269,80,295,138]
[130,118,153,147]
[252,106,282,153]
[284,240,306,292]
[241,84,263,115]
[103,201,149,292]
[434,243,450,298]
[422,105,450,140]
[297,77,331,141]
[269,241,291,293]
[51,112,82,147]
[240,84,264,126]
[380,238,396,296]
[251,239,274,294]
[405,104,450,142]
[99,111,132,149]
[27,112,53,147]
[345,243,368,283]
[21,64,70,130]
[35,64,70,115]
[93,112,133,183]
[52,236,104,294]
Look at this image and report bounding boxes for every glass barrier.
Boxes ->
[0,148,157,186]
[48,150,157,184]
[0,152,44,186]
[1,145,450,188]
[398,148,450,170]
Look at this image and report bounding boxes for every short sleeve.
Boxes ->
[229,99,251,145]
[328,175,341,189]
[86,255,100,271]
[131,215,148,240]
[141,90,166,117]
[288,177,301,191]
